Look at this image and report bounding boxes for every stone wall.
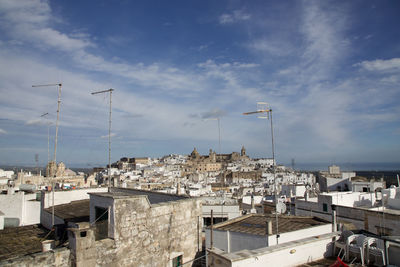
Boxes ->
[0,247,71,267]
[1,193,202,267]
[92,195,202,267]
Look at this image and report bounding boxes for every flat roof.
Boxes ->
[212,214,329,236]
[44,199,89,222]
[202,196,238,205]
[90,187,189,204]
[0,225,53,261]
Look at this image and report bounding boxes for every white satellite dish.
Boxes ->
[276,202,287,214]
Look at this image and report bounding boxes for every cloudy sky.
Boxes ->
[0,0,399,167]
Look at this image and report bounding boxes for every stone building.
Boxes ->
[45,161,66,177]
[183,147,249,175]
[222,170,262,184]
[0,188,203,267]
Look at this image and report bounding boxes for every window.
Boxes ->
[172,255,182,267]
[323,203,328,212]
[95,206,108,240]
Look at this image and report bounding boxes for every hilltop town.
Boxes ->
[1,147,399,266]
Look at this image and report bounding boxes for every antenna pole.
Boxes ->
[217,117,221,154]
[108,90,113,189]
[33,83,62,228]
[54,84,61,164]
[47,123,50,168]
[52,84,62,227]
[41,114,51,177]
[270,110,279,244]
[243,103,279,243]
[91,89,114,191]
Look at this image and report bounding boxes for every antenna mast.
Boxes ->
[33,83,62,228]
[91,89,114,191]
[40,112,51,176]
[244,102,278,243]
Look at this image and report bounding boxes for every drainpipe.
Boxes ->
[331,204,337,232]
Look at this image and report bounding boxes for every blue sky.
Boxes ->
[0,0,399,167]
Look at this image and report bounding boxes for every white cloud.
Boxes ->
[100,133,116,139]
[201,109,226,119]
[219,10,251,24]
[26,119,49,125]
[248,39,293,57]
[0,0,93,52]
[0,0,203,97]
[300,1,350,82]
[0,128,7,134]
[355,58,400,73]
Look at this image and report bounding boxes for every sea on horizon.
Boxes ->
[288,162,400,172]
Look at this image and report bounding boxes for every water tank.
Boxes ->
[19,184,36,192]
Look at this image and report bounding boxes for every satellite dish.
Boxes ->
[276,202,287,214]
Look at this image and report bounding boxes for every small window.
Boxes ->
[80,231,87,237]
[323,203,328,212]
[172,255,182,267]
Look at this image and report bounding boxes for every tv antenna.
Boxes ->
[32,83,62,228]
[91,88,114,191]
[244,102,279,243]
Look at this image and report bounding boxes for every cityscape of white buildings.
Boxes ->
[0,150,400,266]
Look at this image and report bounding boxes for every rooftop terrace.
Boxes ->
[0,225,53,261]
[89,187,189,204]
[212,214,328,235]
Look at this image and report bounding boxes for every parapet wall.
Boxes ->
[207,232,338,267]
[0,247,71,267]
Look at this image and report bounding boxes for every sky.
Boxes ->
[0,0,399,168]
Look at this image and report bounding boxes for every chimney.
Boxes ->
[42,240,55,252]
[331,204,337,232]
[265,220,273,235]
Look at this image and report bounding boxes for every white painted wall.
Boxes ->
[43,187,108,208]
[388,198,400,209]
[281,184,306,198]
[41,209,66,230]
[342,172,356,179]
[0,169,14,179]
[272,224,332,245]
[0,191,40,226]
[229,231,267,252]
[242,195,263,205]
[205,229,230,252]
[0,212,4,230]
[230,234,335,267]
[206,220,331,253]
[202,205,240,220]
